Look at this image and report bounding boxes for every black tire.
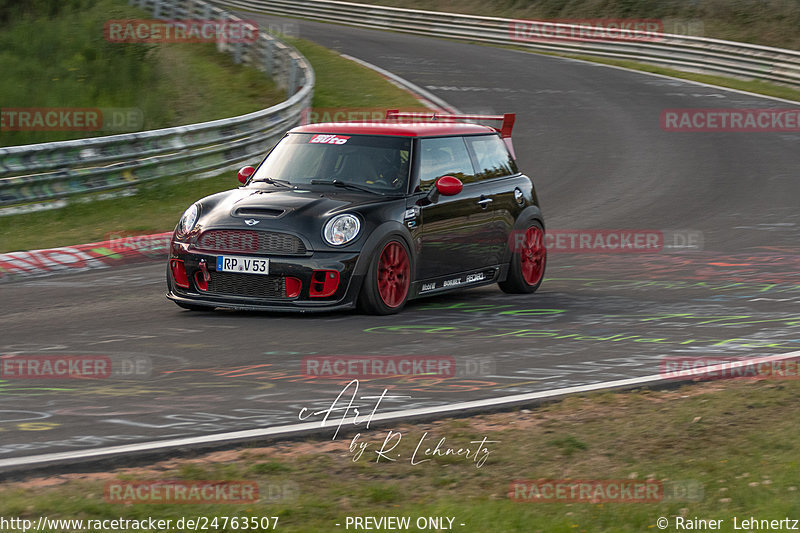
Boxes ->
[357,237,413,315]
[499,220,546,294]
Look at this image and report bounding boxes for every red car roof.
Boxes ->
[290,121,498,137]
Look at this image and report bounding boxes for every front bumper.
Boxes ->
[166,244,364,312]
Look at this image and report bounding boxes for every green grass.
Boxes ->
[0,177,228,252]
[0,37,425,253]
[2,379,798,531]
[0,0,284,147]
[288,38,423,109]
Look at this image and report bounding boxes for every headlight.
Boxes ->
[178,204,199,234]
[324,214,361,246]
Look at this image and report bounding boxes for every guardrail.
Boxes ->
[0,0,314,214]
[214,0,800,89]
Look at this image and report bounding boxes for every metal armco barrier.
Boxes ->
[214,0,800,89]
[0,0,314,214]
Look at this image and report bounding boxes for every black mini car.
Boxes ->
[166,110,545,314]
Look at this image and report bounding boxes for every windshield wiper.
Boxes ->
[309,179,401,197]
[251,176,294,188]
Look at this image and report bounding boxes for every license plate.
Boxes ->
[216,255,269,275]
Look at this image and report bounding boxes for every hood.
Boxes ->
[197,185,391,227]
[176,183,409,252]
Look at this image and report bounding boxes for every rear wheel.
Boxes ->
[499,221,546,294]
[358,238,412,315]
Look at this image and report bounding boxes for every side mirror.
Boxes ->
[237,166,256,184]
[434,175,463,196]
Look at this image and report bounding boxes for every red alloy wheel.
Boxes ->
[520,226,546,285]
[376,242,410,308]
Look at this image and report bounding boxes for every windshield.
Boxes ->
[251,133,412,194]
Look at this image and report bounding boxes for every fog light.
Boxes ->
[309,270,339,297]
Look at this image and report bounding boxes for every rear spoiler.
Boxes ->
[385,110,517,158]
[385,110,516,138]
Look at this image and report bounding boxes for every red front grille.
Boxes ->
[196,230,307,255]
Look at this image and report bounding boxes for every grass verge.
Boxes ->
[0,38,426,253]
[0,0,284,147]
[288,38,424,109]
[1,379,798,531]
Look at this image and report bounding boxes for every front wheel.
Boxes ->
[499,221,546,294]
[357,238,412,315]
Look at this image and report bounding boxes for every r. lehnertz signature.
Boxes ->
[297,379,498,468]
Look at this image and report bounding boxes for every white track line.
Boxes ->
[2,350,798,471]
[518,49,800,107]
[340,53,462,114]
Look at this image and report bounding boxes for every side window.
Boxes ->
[417,137,475,191]
[466,134,518,180]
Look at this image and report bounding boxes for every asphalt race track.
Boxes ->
[1,13,799,470]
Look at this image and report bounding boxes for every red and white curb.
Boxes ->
[0,232,172,283]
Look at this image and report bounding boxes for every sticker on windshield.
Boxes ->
[309,134,350,145]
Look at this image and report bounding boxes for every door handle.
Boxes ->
[477,198,493,207]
